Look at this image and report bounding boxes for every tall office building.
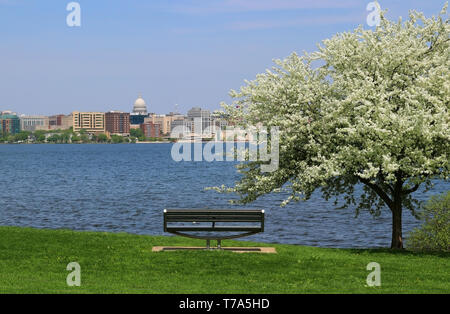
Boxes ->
[72,112,105,133]
[187,107,212,136]
[105,111,130,135]
[0,112,21,135]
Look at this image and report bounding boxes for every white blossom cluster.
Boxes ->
[217,4,449,217]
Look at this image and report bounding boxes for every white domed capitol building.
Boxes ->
[130,94,149,125]
[132,94,148,115]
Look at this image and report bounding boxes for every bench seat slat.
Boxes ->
[165,208,262,211]
[166,226,262,232]
[165,211,263,216]
[166,217,262,222]
[165,213,263,217]
[166,219,262,222]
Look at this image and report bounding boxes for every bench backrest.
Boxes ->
[164,209,264,231]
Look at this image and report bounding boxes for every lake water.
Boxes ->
[0,144,448,248]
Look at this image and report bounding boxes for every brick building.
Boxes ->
[140,121,160,138]
[105,111,130,135]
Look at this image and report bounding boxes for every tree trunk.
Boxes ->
[391,199,403,249]
[358,174,406,249]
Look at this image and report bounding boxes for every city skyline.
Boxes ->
[1,97,224,139]
[0,1,446,115]
[0,93,187,117]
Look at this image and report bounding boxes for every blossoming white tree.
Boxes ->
[219,5,449,249]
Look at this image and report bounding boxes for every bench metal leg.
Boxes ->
[206,239,222,249]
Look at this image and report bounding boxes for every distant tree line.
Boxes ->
[0,127,168,144]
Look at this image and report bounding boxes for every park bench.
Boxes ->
[163,209,265,249]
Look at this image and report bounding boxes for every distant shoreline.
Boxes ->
[0,142,173,145]
[0,140,250,145]
[135,141,172,144]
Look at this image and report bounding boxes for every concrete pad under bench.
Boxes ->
[152,246,277,253]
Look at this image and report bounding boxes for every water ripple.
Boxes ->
[0,144,448,248]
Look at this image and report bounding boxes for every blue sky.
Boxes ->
[0,0,447,115]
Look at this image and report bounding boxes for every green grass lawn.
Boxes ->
[0,226,448,293]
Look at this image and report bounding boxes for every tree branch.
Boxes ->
[403,183,420,194]
[357,176,394,210]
